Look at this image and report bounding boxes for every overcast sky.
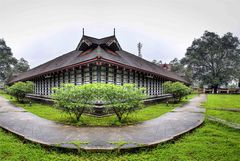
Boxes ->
[1,0,240,68]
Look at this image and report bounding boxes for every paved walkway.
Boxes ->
[0,95,206,151]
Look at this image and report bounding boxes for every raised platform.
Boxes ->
[26,93,173,116]
[26,94,53,104]
[26,94,172,103]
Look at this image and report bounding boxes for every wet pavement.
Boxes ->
[0,95,206,151]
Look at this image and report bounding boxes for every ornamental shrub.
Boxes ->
[52,83,146,122]
[7,81,34,103]
[103,83,145,122]
[163,81,192,103]
[52,84,96,121]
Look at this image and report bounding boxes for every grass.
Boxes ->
[203,94,240,124]
[0,90,196,126]
[207,110,240,124]
[0,121,239,161]
[0,92,239,160]
[203,94,240,109]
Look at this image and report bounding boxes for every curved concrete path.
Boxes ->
[0,95,206,151]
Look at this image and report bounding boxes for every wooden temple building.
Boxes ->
[9,33,188,98]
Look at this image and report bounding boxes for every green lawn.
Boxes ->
[203,94,240,109]
[203,94,240,124]
[207,110,240,124]
[0,121,239,161]
[0,90,196,126]
[0,92,239,160]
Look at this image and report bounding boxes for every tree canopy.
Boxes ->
[169,58,193,83]
[0,39,17,82]
[169,58,184,73]
[182,31,240,92]
[152,60,162,65]
[14,58,30,74]
[0,39,30,83]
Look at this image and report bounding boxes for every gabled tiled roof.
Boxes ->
[83,35,115,45]
[9,35,188,84]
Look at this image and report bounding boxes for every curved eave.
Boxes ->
[8,58,99,84]
[100,58,189,84]
[9,56,189,85]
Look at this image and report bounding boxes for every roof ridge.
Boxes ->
[83,35,115,40]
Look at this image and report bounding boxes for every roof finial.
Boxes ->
[82,28,85,35]
[113,28,115,36]
[137,42,143,58]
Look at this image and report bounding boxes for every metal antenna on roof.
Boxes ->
[82,28,85,35]
[137,42,143,58]
[113,28,115,36]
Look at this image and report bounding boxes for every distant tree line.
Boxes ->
[0,39,29,83]
[153,31,240,93]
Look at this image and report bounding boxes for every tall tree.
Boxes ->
[14,57,30,74]
[169,58,193,83]
[0,39,17,82]
[152,60,162,65]
[0,39,30,83]
[182,31,240,93]
[169,58,184,73]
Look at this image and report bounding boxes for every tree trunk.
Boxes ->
[76,115,80,121]
[238,79,240,88]
[213,85,218,94]
[112,107,122,122]
[75,107,85,122]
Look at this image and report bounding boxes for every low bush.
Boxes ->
[7,81,33,103]
[103,83,145,122]
[52,84,95,121]
[52,83,145,122]
[163,81,192,103]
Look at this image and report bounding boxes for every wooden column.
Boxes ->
[68,70,70,83]
[106,65,109,83]
[63,71,65,84]
[146,76,148,95]
[81,67,84,84]
[58,72,60,87]
[121,68,124,85]
[133,71,136,84]
[162,78,165,94]
[40,77,43,95]
[53,74,56,88]
[74,68,77,85]
[46,77,48,96]
[152,77,155,95]
[114,66,117,84]
[137,72,140,88]
[127,70,130,83]
[49,76,52,95]
[142,73,144,88]
[89,65,93,83]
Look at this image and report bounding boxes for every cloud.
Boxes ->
[1,0,240,68]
